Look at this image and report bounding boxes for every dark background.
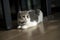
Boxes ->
[0,0,60,30]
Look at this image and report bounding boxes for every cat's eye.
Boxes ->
[23,16,25,18]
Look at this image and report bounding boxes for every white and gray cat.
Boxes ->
[17,9,43,29]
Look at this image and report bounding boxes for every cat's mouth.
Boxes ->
[20,22,26,25]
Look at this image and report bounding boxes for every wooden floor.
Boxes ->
[0,12,60,40]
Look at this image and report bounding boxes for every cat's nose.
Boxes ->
[21,22,24,23]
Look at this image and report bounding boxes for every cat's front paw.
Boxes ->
[17,26,21,29]
[22,25,29,29]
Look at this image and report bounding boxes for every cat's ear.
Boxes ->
[18,11,22,13]
[27,10,33,13]
[28,10,32,12]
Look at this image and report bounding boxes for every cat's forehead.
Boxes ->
[18,11,29,16]
[19,11,28,13]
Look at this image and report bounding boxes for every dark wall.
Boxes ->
[52,0,60,7]
[55,0,60,7]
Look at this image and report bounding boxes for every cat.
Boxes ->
[17,9,43,29]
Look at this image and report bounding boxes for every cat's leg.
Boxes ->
[22,22,33,29]
[22,25,29,29]
[22,21,37,29]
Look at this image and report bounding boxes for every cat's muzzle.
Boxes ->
[20,21,26,26]
[21,22,25,24]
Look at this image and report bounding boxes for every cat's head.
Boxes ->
[18,10,31,23]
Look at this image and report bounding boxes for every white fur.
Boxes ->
[22,21,37,29]
[17,20,37,29]
[17,10,43,29]
[17,26,21,28]
[38,10,43,23]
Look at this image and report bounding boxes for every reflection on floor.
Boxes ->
[0,12,60,40]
